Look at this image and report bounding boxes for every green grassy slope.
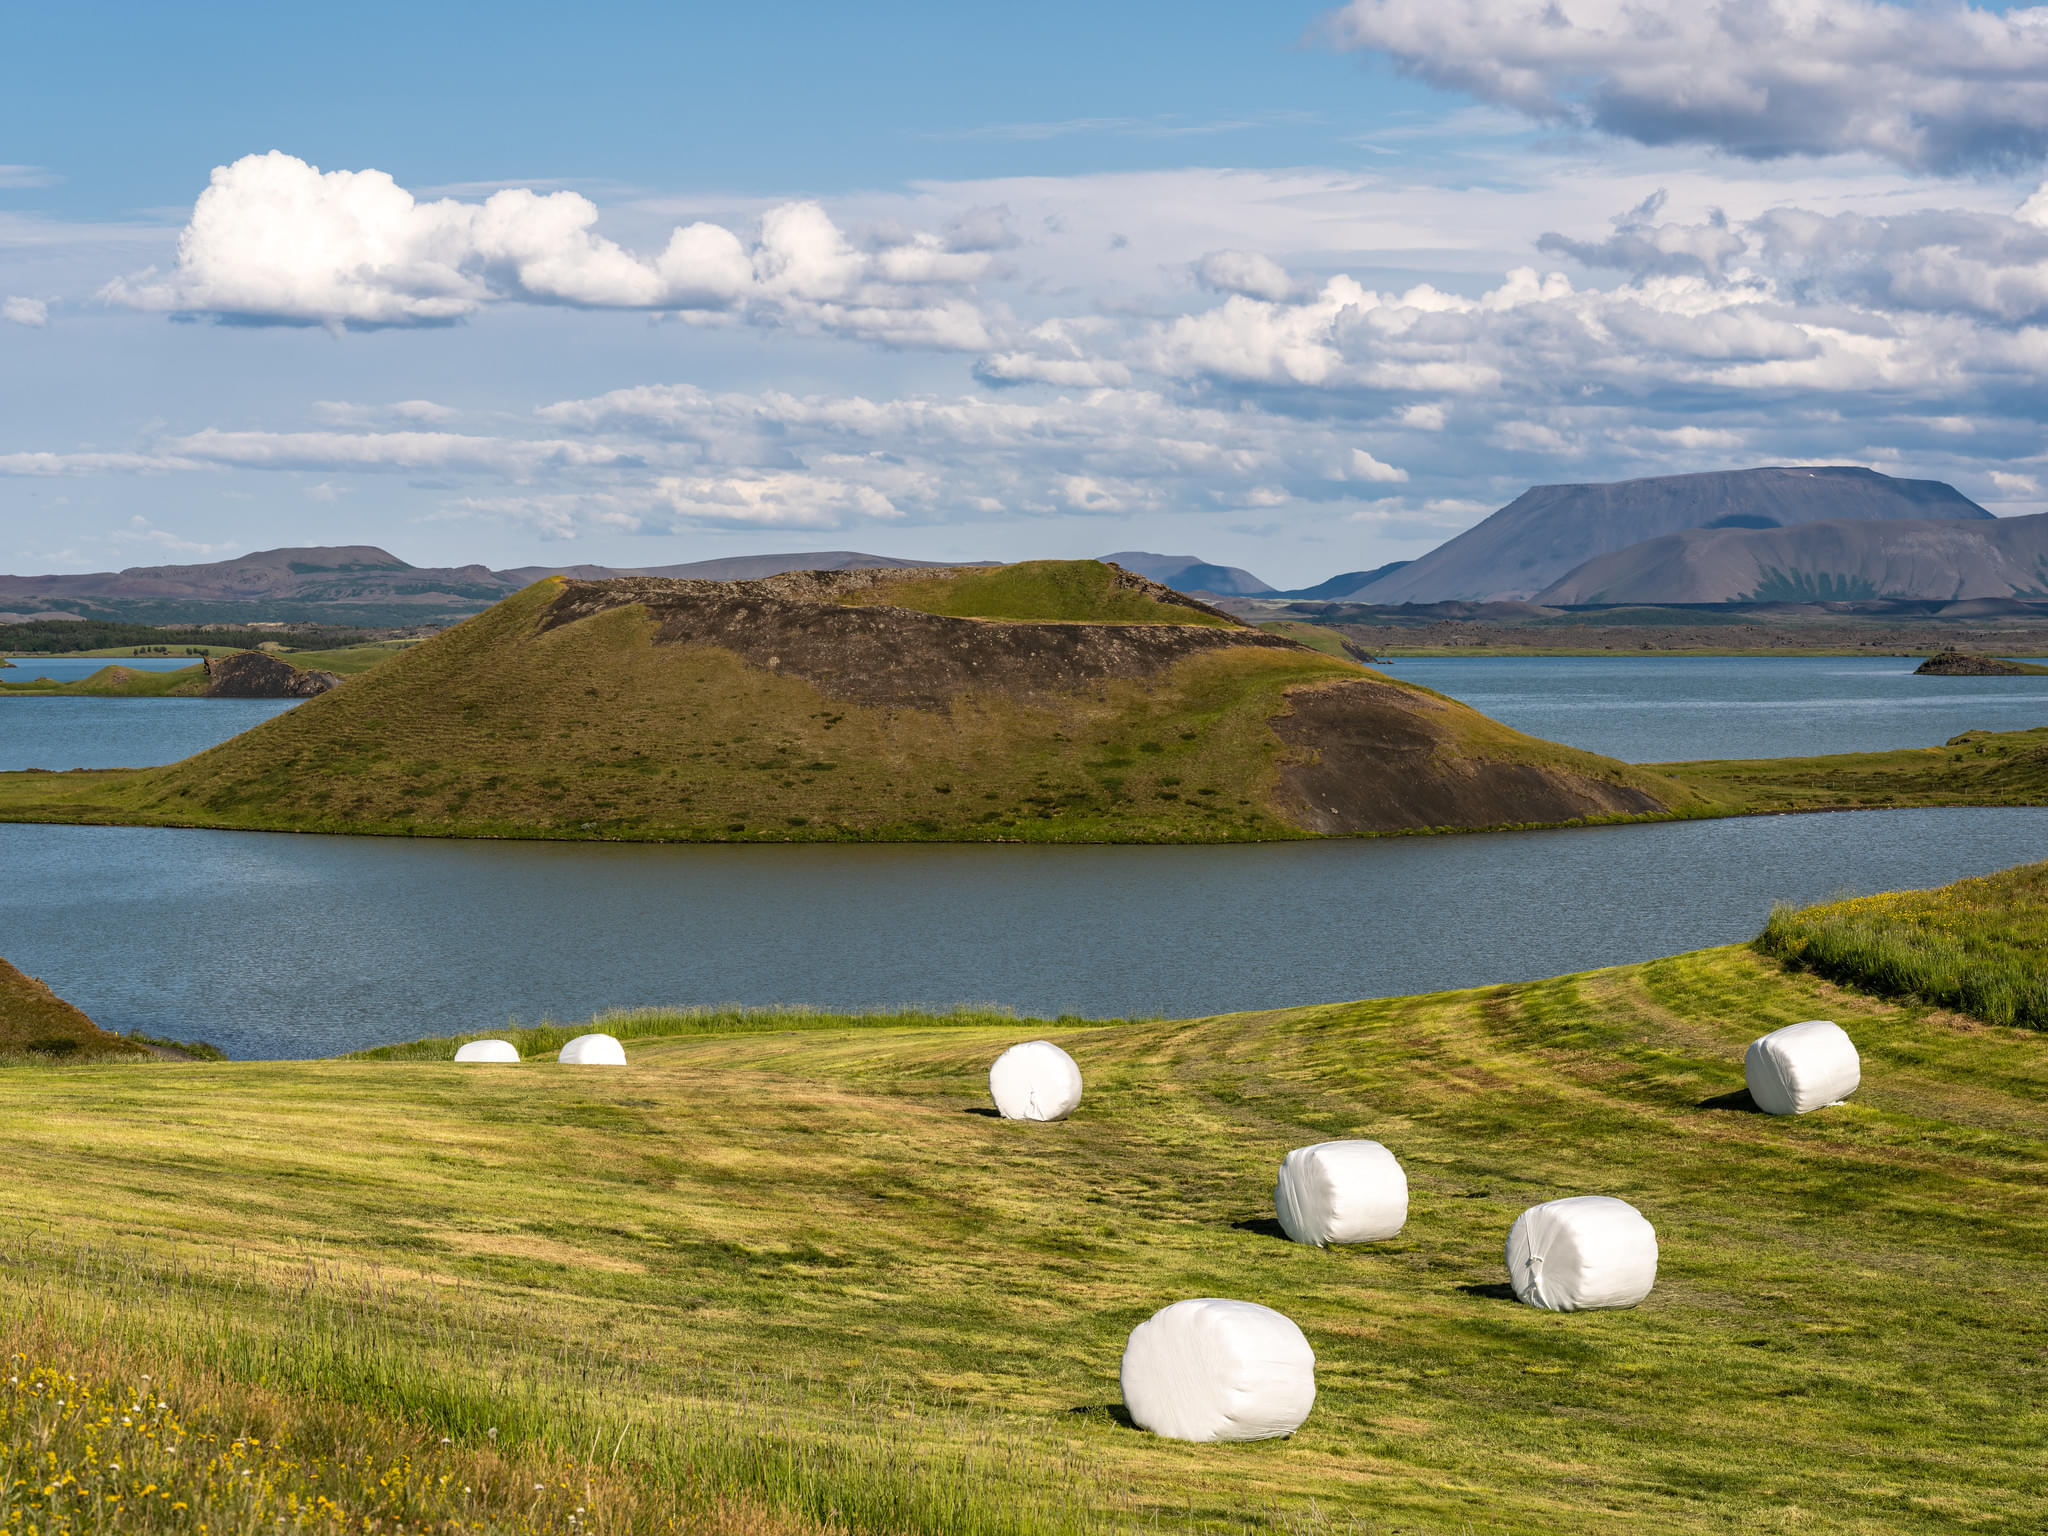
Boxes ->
[0,956,143,1058]
[840,560,1237,625]
[1659,725,2048,813]
[0,569,1685,841]
[1758,856,2048,1027]
[3,933,2044,1532]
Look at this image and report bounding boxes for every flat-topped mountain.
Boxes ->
[1356,467,1993,604]
[0,560,1684,842]
[1536,510,2048,604]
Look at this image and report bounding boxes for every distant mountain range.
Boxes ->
[0,547,977,627]
[1349,467,1995,605]
[0,464,2029,628]
[1098,552,1275,596]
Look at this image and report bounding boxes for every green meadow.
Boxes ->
[6,874,2048,1533]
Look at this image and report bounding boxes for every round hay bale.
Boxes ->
[1273,1140,1408,1247]
[1745,1020,1860,1115]
[988,1040,1082,1121]
[558,1032,627,1065]
[453,1039,520,1063]
[1120,1298,1316,1443]
[1506,1196,1657,1312]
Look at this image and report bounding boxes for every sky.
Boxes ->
[5,0,2048,587]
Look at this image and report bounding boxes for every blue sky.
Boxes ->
[5,1,2048,585]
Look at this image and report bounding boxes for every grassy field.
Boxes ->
[4,922,2047,1533]
[1655,726,2048,814]
[1759,858,2048,1029]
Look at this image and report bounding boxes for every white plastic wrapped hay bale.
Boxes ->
[988,1040,1082,1121]
[1505,1196,1657,1312]
[558,1032,626,1065]
[1273,1140,1407,1247]
[1745,1020,1860,1115]
[453,1039,520,1063]
[1120,1299,1316,1442]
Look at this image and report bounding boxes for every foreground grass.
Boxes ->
[0,1331,811,1536]
[5,938,2047,1533]
[1758,857,2048,1028]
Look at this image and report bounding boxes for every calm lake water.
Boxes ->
[4,653,2047,1058]
[4,810,2047,1060]
[1379,655,2048,762]
[1,657,297,770]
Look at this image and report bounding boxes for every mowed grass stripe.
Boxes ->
[5,937,2048,1531]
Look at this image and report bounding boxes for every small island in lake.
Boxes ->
[1914,649,2048,676]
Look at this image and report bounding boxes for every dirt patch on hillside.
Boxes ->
[540,575,1299,710]
[1269,679,1670,833]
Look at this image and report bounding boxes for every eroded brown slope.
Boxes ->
[1272,679,1669,833]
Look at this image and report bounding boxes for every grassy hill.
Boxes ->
[0,562,1686,841]
[4,870,2046,1532]
[0,662,210,696]
[0,955,143,1058]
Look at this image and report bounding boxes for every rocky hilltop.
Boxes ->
[0,560,1684,842]
[1356,467,1992,604]
[201,651,343,698]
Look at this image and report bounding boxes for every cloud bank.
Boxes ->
[102,152,997,346]
[1320,0,2048,172]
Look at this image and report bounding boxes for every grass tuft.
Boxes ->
[1755,857,2048,1028]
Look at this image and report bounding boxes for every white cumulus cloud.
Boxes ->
[2,296,47,326]
[101,152,997,346]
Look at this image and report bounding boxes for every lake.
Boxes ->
[1,657,297,770]
[4,652,2047,1058]
[5,809,2047,1060]
[1377,654,2048,762]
